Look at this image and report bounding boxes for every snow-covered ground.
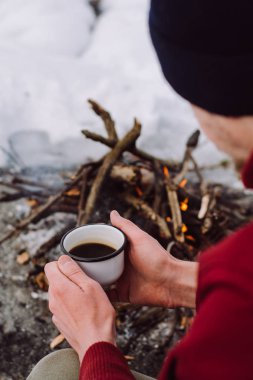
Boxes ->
[0,0,237,184]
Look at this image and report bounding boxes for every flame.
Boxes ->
[186,235,196,242]
[163,166,170,178]
[181,224,188,233]
[65,188,80,197]
[180,198,189,211]
[166,216,171,222]
[135,187,143,197]
[26,198,39,208]
[179,178,188,188]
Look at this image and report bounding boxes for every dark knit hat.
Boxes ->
[149,0,253,116]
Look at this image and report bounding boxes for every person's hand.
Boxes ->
[110,210,198,308]
[45,255,116,363]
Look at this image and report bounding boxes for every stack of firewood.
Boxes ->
[0,100,253,261]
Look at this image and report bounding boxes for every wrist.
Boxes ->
[78,318,116,363]
[168,259,199,308]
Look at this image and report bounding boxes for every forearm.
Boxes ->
[167,259,199,308]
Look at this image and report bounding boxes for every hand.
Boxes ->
[110,210,198,308]
[45,255,116,363]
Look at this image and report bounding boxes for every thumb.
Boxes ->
[58,255,90,287]
[110,210,144,241]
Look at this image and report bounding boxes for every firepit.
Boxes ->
[0,100,253,379]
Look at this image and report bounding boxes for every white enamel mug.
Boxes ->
[60,224,126,287]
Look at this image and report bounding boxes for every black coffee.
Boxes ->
[69,242,115,259]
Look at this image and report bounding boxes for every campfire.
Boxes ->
[1,100,253,376]
[1,100,251,257]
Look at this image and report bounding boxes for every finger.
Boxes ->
[58,255,92,289]
[46,261,78,297]
[110,210,145,242]
[44,261,59,284]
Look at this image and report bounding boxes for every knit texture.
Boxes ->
[149,0,253,116]
[79,342,135,380]
[242,151,253,188]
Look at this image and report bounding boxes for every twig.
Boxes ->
[121,193,171,239]
[152,160,164,214]
[174,130,200,186]
[77,168,91,226]
[82,130,114,148]
[164,174,184,243]
[88,99,118,142]
[34,220,76,259]
[82,129,178,169]
[81,119,142,223]
[12,177,56,192]
[201,186,221,234]
[0,165,92,245]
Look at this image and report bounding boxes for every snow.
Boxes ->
[0,0,94,56]
[0,0,237,185]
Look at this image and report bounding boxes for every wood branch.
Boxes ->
[49,204,77,215]
[188,152,212,222]
[0,181,50,201]
[121,193,171,239]
[0,165,93,245]
[82,129,115,148]
[110,163,139,185]
[110,163,154,188]
[12,177,56,192]
[201,186,221,234]
[174,130,200,186]
[88,99,118,142]
[77,168,90,226]
[82,129,178,169]
[152,160,164,214]
[198,193,210,219]
[50,333,65,349]
[164,170,184,243]
[34,221,76,259]
[173,133,213,231]
[81,119,142,223]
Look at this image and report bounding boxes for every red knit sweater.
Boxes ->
[80,153,253,380]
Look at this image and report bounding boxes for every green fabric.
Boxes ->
[27,348,155,380]
[27,349,79,380]
[131,370,155,380]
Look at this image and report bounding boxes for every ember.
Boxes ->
[180,198,189,212]
[163,166,170,178]
[179,178,188,188]
[135,187,144,197]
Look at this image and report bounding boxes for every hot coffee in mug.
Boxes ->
[60,224,126,287]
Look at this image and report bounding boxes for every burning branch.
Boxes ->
[120,193,171,240]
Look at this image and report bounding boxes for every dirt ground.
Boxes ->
[0,170,179,379]
[1,165,252,379]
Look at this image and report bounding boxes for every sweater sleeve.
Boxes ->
[158,222,253,380]
[79,342,135,380]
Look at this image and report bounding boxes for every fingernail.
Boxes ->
[111,210,120,217]
[58,255,72,266]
